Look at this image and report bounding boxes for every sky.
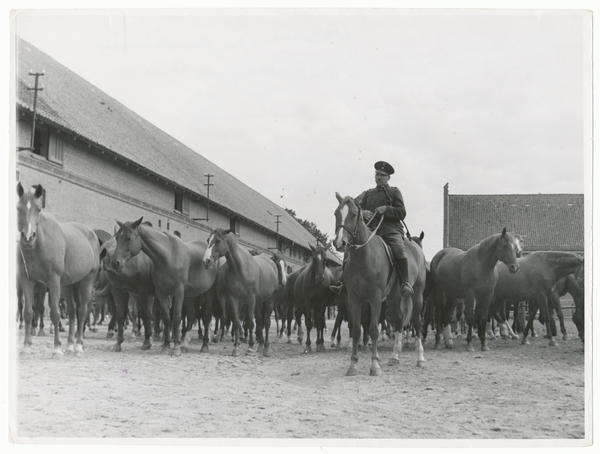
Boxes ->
[9,5,592,261]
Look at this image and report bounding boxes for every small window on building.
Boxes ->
[158,220,162,228]
[32,126,49,159]
[47,131,64,164]
[174,190,190,216]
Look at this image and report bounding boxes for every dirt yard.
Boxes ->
[10,316,587,445]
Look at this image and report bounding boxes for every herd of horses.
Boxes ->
[16,184,585,376]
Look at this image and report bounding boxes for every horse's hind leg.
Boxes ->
[139,295,153,350]
[61,286,77,355]
[442,296,458,349]
[464,298,476,351]
[550,293,568,341]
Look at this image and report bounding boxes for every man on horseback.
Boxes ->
[330,161,414,297]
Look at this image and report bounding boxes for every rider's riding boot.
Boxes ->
[397,257,414,297]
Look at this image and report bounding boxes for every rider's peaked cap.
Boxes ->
[374,161,395,175]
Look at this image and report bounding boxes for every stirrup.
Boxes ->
[401,281,414,297]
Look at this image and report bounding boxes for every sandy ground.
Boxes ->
[10,316,587,445]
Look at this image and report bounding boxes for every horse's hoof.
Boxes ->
[37,329,46,337]
[481,345,490,352]
[171,347,182,357]
[297,338,302,345]
[90,327,98,333]
[232,350,239,357]
[74,349,84,358]
[346,367,358,377]
[65,348,74,356]
[141,342,151,351]
[153,334,161,342]
[246,348,256,356]
[106,332,114,339]
[51,350,64,359]
[180,346,188,353]
[370,366,382,377]
[388,357,400,366]
[435,343,443,350]
[331,343,338,349]
[20,347,32,357]
[549,340,559,347]
[501,335,510,340]
[417,360,426,368]
[287,339,293,344]
[263,349,271,358]
[466,344,475,352]
[304,346,312,354]
[111,344,122,352]
[563,334,568,341]
[445,342,454,350]
[200,345,209,353]
[316,344,326,352]
[522,339,530,345]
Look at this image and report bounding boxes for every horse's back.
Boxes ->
[59,220,100,284]
[253,254,279,298]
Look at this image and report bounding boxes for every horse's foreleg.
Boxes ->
[442,296,458,349]
[476,295,493,352]
[245,299,257,355]
[522,301,538,345]
[550,293,568,341]
[368,300,382,376]
[303,304,313,354]
[253,302,266,354]
[19,278,37,355]
[346,299,361,376]
[262,299,274,357]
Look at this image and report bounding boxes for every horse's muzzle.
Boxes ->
[111,259,124,273]
[508,264,519,274]
[20,232,36,248]
[204,258,214,270]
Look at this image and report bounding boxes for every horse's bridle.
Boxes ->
[336,204,384,250]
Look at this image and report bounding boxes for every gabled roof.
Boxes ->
[16,37,338,262]
[447,193,584,252]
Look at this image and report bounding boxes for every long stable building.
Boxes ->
[443,183,584,254]
[14,37,340,270]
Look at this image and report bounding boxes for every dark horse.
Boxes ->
[333,193,427,375]
[294,244,337,353]
[111,217,217,356]
[99,235,157,352]
[429,228,520,352]
[16,183,100,357]
[492,252,583,347]
[203,228,281,357]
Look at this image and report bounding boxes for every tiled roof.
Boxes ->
[16,37,338,262]
[447,193,584,252]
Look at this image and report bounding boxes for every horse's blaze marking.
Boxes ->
[204,234,215,262]
[278,260,287,285]
[317,254,322,262]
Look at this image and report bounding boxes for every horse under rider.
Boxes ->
[330,160,414,297]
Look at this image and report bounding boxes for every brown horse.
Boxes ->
[203,228,280,357]
[16,183,100,357]
[111,217,217,356]
[99,235,156,352]
[492,252,583,347]
[429,228,520,352]
[294,244,337,353]
[333,193,426,375]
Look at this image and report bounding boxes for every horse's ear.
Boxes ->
[132,217,144,228]
[501,227,507,237]
[335,192,343,203]
[419,231,425,241]
[34,185,44,199]
[17,182,24,198]
[100,248,107,260]
[223,229,233,235]
[116,220,123,228]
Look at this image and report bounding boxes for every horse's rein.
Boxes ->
[18,242,31,279]
[350,214,385,250]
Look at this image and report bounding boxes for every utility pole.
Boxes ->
[18,70,45,152]
[269,214,282,251]
[192,173,214,222]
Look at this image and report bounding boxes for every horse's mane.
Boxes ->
[533,251,582,267]
[474,232,503,252]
